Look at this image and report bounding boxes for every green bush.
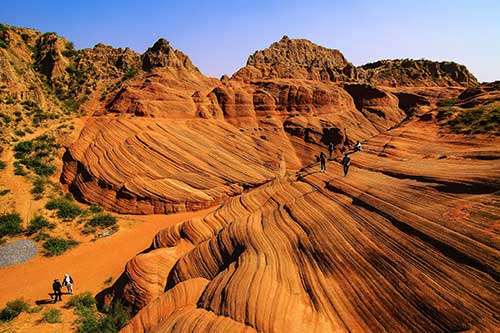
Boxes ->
[13,161,27,176]
[67,292,96,311]
[0,40,7,49]
[0,298,29,322]
[98,300,130,332]
[13,136,59,176]
[87,214,117,228]
[0,213,23,237]
[42,237,78,256]
[73,298,129,333]
[21,33,29,42]
[46,197,82,219]
[41,308,62,323]
[0,160,6,169]
[31,177,45,196]
[89,204,103,214]
[27,215,54,235]
[0,189,10,196]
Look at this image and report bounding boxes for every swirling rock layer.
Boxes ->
[104,115,500,333]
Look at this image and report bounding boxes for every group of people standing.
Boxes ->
[318,141,361,176]
[51,273,73,303]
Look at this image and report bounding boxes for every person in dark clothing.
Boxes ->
[328,142,335,159]
[319,152,327,172]
[52,279,62,303]
[342,153,351,176]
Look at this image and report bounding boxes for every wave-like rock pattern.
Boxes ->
[109,118,499,333]
[63,118,284,214]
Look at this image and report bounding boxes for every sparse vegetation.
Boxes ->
[27,215,55,235]
[87,213,117,228]
[0,298,29,322]
[0,39,7,49]
[0,189,10,196]
[67,292,96,310]
[41,308,62,323]
[46,196,82,219]
[0,213,23,238]
[13,135,59,176]
[0,160,6,169]
[68,293,130,333]
[103,277,113,285]
[42,236,78,256]
[89,204,103,214]
[31,177,46,198]
[438,106,500,135]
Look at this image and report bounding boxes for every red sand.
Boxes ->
[0,208,214,308]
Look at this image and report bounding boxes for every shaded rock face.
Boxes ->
[360,59,479,87]
[233,36,359,82]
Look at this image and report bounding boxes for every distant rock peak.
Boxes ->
[141,38,200,73]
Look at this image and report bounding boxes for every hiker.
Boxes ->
[354,141,362,152]
[52,279,62,303]
[328,142,334,159]
[319,152,327,172]
[342,153,351,176]
[62,273,73,294]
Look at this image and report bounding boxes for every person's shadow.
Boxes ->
[35,298,53,305]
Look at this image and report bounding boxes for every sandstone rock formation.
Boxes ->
[107,113,499,333]
[232,35,359,82]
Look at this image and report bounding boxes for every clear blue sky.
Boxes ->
[1,0,498,82]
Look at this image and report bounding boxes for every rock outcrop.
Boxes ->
[107,115,499,333]
[232,36,359,82]
[359,59,479,87]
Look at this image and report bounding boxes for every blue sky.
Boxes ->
[1,0,498,81]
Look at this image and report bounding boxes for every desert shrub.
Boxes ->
[42,237,78,256]
[103,277,113,285]
[0,40,7,49]
[31,177,45,196]
[446,107,500,135]
[67,292,96,311]
[73,299,129,333]
[46,196,82,219]
[87,214,117,228]
[0,213,23,237]
[0,298,29,322]
[27,215,54,234]
[0,24,9,32]
[89,204,103,214]
[0,160,6,169]
[13,135,59,176]
[0,189,10,196]
[13,161,27,176]
[21,33,29,42]
[41,308,61,323]
[98,300,130,332]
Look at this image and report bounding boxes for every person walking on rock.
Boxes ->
[62,273,73,294]
[320,152,327,172]
[328,142,335,159]
[354,141,362,152]
[342,153,351,176]
[52,279,62,303]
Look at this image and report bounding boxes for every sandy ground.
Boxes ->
[0,208,214,332]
